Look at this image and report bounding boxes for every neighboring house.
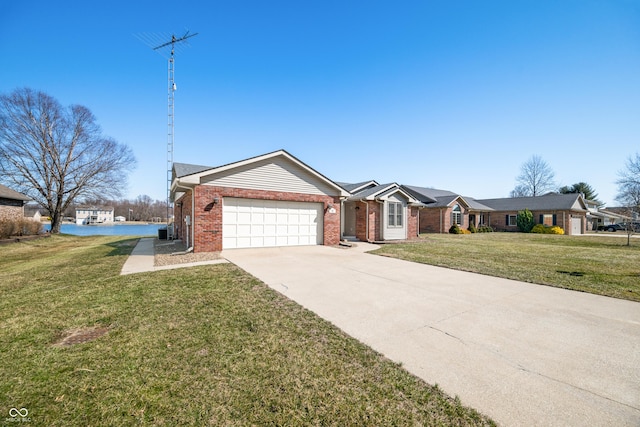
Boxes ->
[402,185,494,233]
[338,181,421,242]
[583,200,627,231]
[0,184,31,222]
[168,150,595,252]
[475,193,588,235]
[114,216,126,222]
[171,150,349,252]
[75,206,114,225]
[24,203,43,222]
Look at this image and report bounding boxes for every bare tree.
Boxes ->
[0,88,136,233]
[616,153,640,246]
[512,155,556,197]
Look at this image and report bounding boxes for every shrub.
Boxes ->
[449,224,462,234]
[21,219,43,236]
[0,218,43,239]
[468,223,477,233]
[549,226,565,235]
[517,209,535,233]
[531,224,565,235]
[476,225,493,233]
[0,219,18,239]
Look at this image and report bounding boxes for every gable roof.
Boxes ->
[172,149,350,197]
[0,184,31,201]
[173,162,213,178]
[476,193,587,212]
[345,182,420,204]
[336,180,379,194]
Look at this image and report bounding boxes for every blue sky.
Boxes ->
[2,1,639,206]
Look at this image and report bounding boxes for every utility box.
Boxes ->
[158,227,168,240]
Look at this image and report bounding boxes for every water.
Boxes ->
[57,223,165,236]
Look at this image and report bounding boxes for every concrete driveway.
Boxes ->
[222,243,640,427]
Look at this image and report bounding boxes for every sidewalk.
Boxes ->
[120,238,227,275]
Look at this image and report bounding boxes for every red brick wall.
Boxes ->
[489,210,586,235]
[355,200,381,242]
[187,185,341,252]
[407,206,419,239]
[0,201,24,222]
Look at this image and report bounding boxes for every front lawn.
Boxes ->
[372,233,640,301]
[0,235,494,426]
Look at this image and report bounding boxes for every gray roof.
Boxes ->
[173,162,214,178]
[0,184,31,201]
[476,193,586,212]
[402,185,457,203]
[336,180,377,193]
[464,198,495,211]
[346,183,396,200]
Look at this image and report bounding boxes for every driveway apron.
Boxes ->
[222,244,640,427]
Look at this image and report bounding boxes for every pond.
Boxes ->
[57,223,165,237]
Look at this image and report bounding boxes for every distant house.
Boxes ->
[475,193,588,235]
[402,185,494,233]
[24,203,43,222]
[75,206,114,225]
[114,215,126,222]
[0,184,31,222]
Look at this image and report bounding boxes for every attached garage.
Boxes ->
[223,198,323,249]
[171,150,348,253]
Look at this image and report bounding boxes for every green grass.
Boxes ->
[0,235,494,426]
[372,233,640,301]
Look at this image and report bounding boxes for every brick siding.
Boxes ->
[177,185,341,252]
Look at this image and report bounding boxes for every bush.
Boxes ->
[531,224,565,235]
[517,209,535,233]
[449,224,471,234]
[0,218,43,239]
[449,224,462,234]
[476,225,493,233]
[468,223,477,233]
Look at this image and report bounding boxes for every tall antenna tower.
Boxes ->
[152,31,198,236]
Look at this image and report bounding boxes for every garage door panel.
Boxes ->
[223,197,323,249]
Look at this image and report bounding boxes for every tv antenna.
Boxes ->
[150,30,198,237]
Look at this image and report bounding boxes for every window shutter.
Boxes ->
[539,214,543,224]
[506,215,509,225]
[553,214,557,226]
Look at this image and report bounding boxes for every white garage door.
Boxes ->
[571,217,582,235]
[223,198,323,249]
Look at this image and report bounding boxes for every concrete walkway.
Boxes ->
[120,238,227,275]
[222,243,640,427]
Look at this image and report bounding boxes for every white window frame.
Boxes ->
[508,215,517,226]
[452,205,462,225]
[388,202,403,227]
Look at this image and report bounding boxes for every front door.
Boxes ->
[343,202,356,237]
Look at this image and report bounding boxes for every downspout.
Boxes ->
[173,181,195,251]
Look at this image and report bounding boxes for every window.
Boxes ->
[508,215,517,226]
[452,205,462,225]
[540,214,557,226]
[388,202,403,227]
